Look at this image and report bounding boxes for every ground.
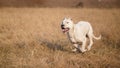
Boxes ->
[0,8,120,68]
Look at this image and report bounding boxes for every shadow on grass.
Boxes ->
[38,39,90,54]
[39,39,69,52]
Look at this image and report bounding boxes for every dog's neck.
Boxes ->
[67,24,75,38]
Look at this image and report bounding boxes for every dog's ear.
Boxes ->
[68,18,72,20]
[64,17,67,20]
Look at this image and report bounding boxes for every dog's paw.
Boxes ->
[72,48,77,52]
[81,50,87,53]
[80,48,87,53]
[87,46,91,51]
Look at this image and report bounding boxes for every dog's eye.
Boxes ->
[67,22,69,24]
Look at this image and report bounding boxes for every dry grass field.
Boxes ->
[0,0,120,8]
[0,8,120,68]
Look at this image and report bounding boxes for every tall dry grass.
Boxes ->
[0,8,120,68]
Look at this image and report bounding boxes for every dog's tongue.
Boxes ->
[62,29,66,33]
[62,28,69,33]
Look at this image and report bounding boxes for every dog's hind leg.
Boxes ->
[87,34,93,51]
[80,38,87,52]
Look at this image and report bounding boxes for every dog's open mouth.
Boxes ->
[62,28,69,33]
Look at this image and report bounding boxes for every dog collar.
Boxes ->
[72,42,77,44]
[72,42,82,45]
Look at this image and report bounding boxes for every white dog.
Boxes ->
[61,18,101,53]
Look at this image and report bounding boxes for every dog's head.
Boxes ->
[61,18,74,33]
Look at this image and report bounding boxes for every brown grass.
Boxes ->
[0,0,120,8]
[0,8,120,68]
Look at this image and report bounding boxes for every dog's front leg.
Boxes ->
[72,44,80,52]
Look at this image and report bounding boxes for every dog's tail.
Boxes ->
[92,34,101,40]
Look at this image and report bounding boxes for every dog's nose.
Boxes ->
[61,25,64,28]
[61,25,64,27]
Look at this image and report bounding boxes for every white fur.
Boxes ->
[61,18,101,53]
